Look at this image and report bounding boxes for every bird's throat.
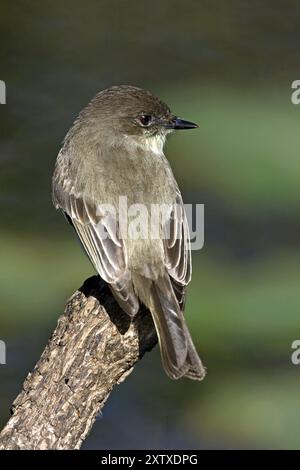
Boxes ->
[123,133,166,157]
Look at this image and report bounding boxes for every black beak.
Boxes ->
[165,116,198,130]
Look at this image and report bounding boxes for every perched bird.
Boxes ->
[52,85,205,380]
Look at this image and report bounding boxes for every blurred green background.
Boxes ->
[1,0,300,449]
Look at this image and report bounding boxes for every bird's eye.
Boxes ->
[139,114,153,127]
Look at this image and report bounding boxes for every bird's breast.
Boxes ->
[72,142,180,277]
[85,144,178,208]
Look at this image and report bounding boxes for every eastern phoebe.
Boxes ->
[52,85,205,381]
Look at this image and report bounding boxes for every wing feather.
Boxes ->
[163,192,191,310]
[53,168,139,317]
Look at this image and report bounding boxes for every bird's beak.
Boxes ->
[164,116,198,130]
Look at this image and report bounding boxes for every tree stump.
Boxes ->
[0,276,157,450]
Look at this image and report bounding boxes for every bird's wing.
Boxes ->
[163,191,192,310]
[53,175,139,317]
[152,193,203,380]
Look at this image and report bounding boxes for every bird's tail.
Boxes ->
[149,274,206,381]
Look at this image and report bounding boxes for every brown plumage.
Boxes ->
[52,85,205,380]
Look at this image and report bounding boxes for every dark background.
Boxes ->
[1,0,300,449]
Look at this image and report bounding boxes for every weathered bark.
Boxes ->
[0,276,157,450]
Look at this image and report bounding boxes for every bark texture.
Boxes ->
[0,276,157,450]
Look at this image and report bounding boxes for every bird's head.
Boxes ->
[80,85,198,152]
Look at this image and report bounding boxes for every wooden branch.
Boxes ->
[0,276,157,450]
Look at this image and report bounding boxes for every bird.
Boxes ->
[52,85,205,381]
